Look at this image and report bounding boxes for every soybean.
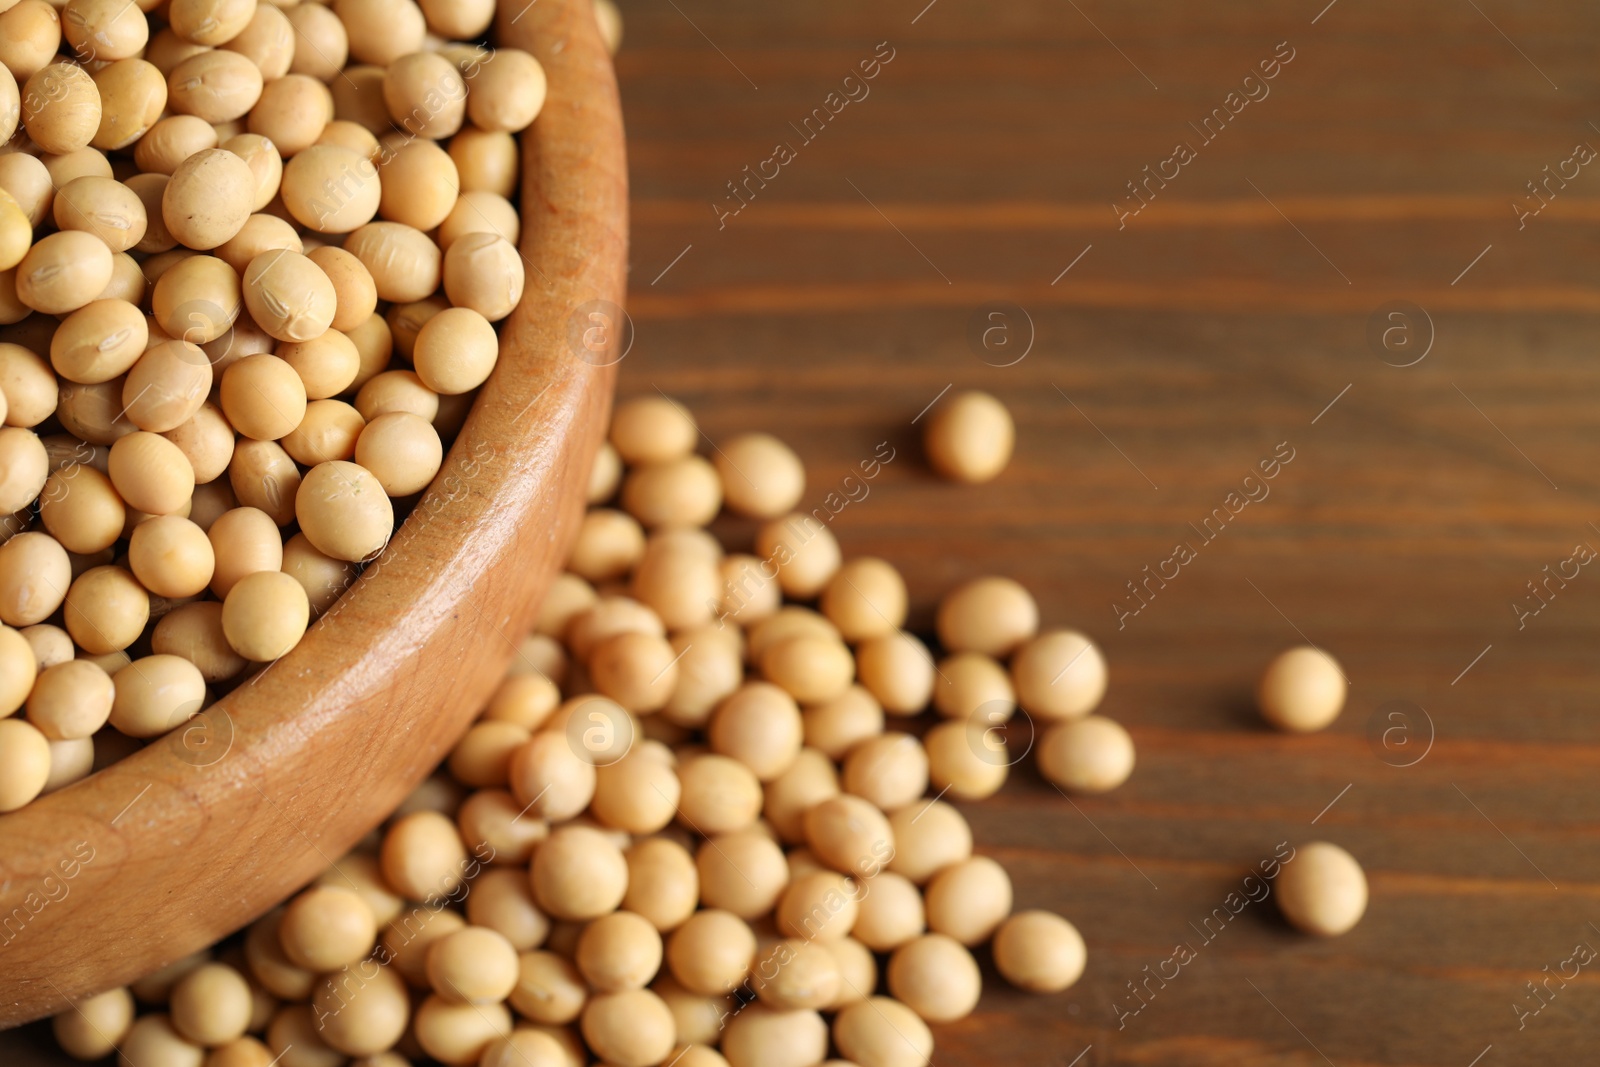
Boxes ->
[1257,646,1346,732]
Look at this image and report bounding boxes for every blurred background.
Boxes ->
[613,0,1600,1063]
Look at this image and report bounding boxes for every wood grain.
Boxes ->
[7,0,1600,1064]
[0,0,625,1029]
[614,1,1600,1064]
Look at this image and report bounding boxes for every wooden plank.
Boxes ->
[618,1,1600,1063]
[11,0,1600,1062]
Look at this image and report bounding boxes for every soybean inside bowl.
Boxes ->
[0,0,626,1025]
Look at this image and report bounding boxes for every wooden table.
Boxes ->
[621,1,1600,1064]
[9,1,1600,1064]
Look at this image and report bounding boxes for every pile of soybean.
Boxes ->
[50,395,1131,1067]
[0,0,623,812]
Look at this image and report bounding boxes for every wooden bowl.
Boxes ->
[0,0,627,1028]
